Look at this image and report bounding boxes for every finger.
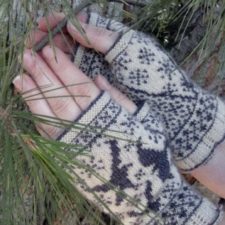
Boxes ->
[13,74,63,139]
[25,29,46,48]
[42,45,100,110]
[26,30,74,54]
[22,49,81,120]
[94,75,137,114]
[37,48,71,62]
[67,20,119,54]
[38,12,66,32]
[52,33,74,54]
[38,11,88,32]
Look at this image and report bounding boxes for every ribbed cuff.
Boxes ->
[105,30,134,63]
[176,97,225,171]
[133,101,150,119]
[59,91,110,144]
[59,91,136,147]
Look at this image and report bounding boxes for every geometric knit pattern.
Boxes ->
[72,12,225,171]
[58,92,223,225]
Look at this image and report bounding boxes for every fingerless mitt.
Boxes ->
[72,13,225,172]
[58,91,223,225]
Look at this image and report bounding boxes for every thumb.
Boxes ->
[67,20,119,54]
[94,75,137,114]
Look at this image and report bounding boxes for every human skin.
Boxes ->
[14,48,137,139]
[24,12,225,200]
[13,47,225,225]
[13,12,225,224]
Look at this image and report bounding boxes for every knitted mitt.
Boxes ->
[72,12,225,172]
[58,91,223,225]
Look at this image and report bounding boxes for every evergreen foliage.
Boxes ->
[0,0,224,224]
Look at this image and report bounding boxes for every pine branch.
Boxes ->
[2,1,225,225]
[34,0,93,52]
[33,0,147,52]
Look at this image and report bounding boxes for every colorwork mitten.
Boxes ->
[72,13,225,172]
[58,91,223,225]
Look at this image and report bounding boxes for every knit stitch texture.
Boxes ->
[59,91,223,225]
[72,12,225,171]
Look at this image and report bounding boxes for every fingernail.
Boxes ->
[12,75,22,91]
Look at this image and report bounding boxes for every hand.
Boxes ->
[14,45,137,139]
[13,13,224,225]
[28,11,225,199]
[27,12,118,57]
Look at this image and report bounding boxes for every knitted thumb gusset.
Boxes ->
[72,12,225,172]
[58,91,224,225]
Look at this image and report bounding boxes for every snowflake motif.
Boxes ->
[70,25,220,225]
[120,117,139,135]
[157,59,176,80]
[167,91,218,160]
[129,69,149,86]
[80,53,92,74]
[138,47,155,64]
[134,169,146,181]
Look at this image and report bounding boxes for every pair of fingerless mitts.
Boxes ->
[58,12,225,225]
